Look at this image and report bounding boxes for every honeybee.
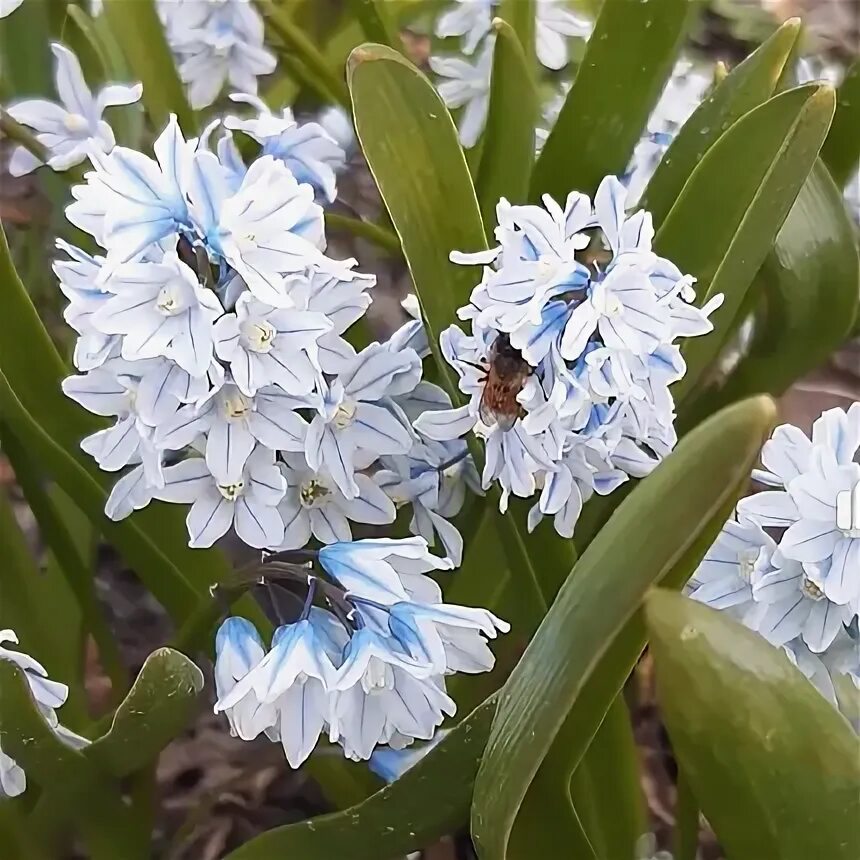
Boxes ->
[478,333,532,431]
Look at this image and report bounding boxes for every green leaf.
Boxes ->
[475,18,538,233]
[0,661,146,860]
[720,159,859,400]
[0,0,51,97]
[470,395,777,860]
[642,17,802,227]
[223,696,499,860]
[655,84,835,406]
[87,648,203,776]
[499,0,535,73]
[103,0,194,130]
[530,0,700,200]
[347,42,487,406]
[822,58,860,187]
[646,591,860,860]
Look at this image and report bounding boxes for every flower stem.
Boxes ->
[325,213,403,257]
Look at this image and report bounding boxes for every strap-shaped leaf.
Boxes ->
[646,591,860,860]
[347,42,487,406]
[87,648,203,776]
[498,0,535,73]
[476,19,537,234]
[721,159,859,400]
[470,395,777,860]
[222,696,498,860]
[822,58,860,187]
[0,661,146,859]
[642,17,802,226]
[348,0,400,49]
[655,84,835,405]
[530,0,699,200]
[103,0,194,130]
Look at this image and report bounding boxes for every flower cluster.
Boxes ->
[0,631,84,798]
[430,0,591,147]
[4,42,142,176]
[415,176,723,535]
[56,112,477,564]
[157,0,276,109]
[690,405,860,706]
[214,538,508,765]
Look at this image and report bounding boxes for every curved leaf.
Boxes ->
[642,17,802,226]
[470,395,777,860]
[87,648,203,777]
[822,58,860,187]
[530,0,700,200]
[347,42,487,405]
[655,84,835,406]
[223,696,498,860]
[646,591,860,860]
[0,661,145,859]
[722,159,859,399]
[103,0,194,130]
[476,18,537,234]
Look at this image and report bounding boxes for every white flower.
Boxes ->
[5,43,141,176]
[155,449,286,548]
[93,251,223,376]
[276,453,396,549]
[435,0,493,54]
[304,343,421,499]
[535,0,592,70]
[213,616,272,740]
[429,40,493,149]
[225,93,345,202]
[0,0,24,18]
[0,630,75,798]
[215,618,338,767]
[212,293,331,396]
[158,0,275,109]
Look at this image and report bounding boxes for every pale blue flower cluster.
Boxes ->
[56,109,475,564]
[0,630,84,798]
[431,0,591,147]
[415,176,722,535]
[214,538,509,765]
[157,0,276,109]
[691,405,860,707]
[4,42,142,176]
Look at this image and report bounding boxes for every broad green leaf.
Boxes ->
[470,395,777,860]
[223,696,498,860]
[646,591,860,860]
[87,648,203,776]
[530,0,699,200]
[822,59,860,187]
[347,42,487,405]
[642,17,802,226]
[720,159,859,400]
[0,661,146,860]
[656,84,835,405]
[475,19,537,234]
[103,0,193,130]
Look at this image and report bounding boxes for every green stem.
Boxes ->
[325,212,403,256]
[256,0,351,108]
[1,110,85,182]
[674,768,700,860]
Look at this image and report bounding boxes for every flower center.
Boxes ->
[156,283,184,316]
[333,402,357,430]
[237,232,258,254]
[801,577,825,601]
[63,112,89,134]
[217,480,245,501]
[737,548,759,584]
[299,479,331,509]
[361,656,392,693]
[242,319,277,353]
[221,390,251,421]
[605,294,624,317]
